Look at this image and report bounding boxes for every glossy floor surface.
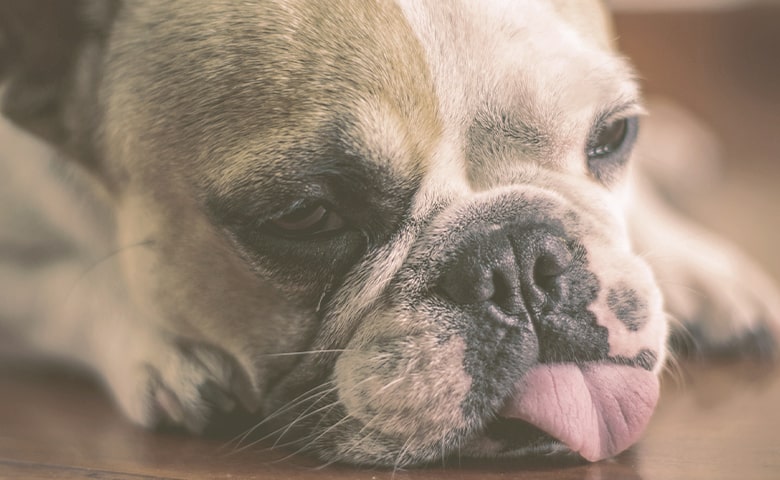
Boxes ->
[2,359,779,480]
[2,8,780,480]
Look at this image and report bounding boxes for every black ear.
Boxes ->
[0,0,117,171]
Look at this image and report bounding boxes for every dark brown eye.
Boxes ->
[586,116,638,183]
[268,204,345,238]
[588,118,629,158]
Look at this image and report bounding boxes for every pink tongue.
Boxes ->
[499,363,659,462]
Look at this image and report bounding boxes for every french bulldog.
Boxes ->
[1,0,778,468]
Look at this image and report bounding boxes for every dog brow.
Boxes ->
[596,98,646,124]
[474,111,554,156]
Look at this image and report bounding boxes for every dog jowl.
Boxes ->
[1,0,778,469]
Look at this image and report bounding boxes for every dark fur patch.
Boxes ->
[670,321,777,361]
[607,285,648,332]
[535,265,608,364]
[610,349,658,371]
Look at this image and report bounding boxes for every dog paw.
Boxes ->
[110,339,257,433]
[657,233,780,362]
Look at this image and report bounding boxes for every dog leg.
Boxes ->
[628,103,780,360]
[629,172,780,360]
[0,119,255,431]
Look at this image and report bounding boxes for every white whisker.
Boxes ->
[225,382,337,453]
[259,349,352,357]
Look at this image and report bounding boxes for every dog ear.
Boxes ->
[0,0,118,172]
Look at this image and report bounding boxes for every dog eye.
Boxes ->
[586,116,638,183]
[267,203,345,238]
[588,117,630,159]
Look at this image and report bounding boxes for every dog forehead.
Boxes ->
[103,0,441,190]
[393,0,636,188]
[548,0,616,50]
[105,0,635,214]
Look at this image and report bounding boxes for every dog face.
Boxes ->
[3,0,669,467]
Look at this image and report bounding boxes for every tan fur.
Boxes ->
[1,0,777,467]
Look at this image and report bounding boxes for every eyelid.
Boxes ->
[595,101,646,129]
[588,101,643,154]
[270,198,313,221]
[261,183,332,222]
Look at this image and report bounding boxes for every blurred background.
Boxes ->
[612,1,780,277]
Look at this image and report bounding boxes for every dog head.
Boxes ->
[2,0,667,466]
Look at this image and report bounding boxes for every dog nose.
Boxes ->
[437,224,575,319]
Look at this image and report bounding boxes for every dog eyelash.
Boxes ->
[588,118,628,158]
[586,116,639,183]
[587,116,636,158]
[264,202,347,239]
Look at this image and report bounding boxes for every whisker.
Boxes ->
[255,374,374,453]
[247,393,341,453]
[636,248,675,263]
[271,409,353,461]
[65,238,154,301]
[391,436,414,479]
[440,431,446,469]
[663,313,691,390]
[326,427,377,468]
[377,376,404,393]
[231,381,333,444]
[223,382,336,452]
[457,434,462,468]
[316,273,334,313]
[268,391,346,449]
[232,387,339,454]
[257,349,352,358]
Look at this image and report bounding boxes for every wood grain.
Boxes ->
[1,360,778,479]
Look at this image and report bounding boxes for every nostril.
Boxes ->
[437,234,519,308]
[435,226,577,317]
[533,254,564,291]
[490,267,521,314]
[533,259,559,294]
[532,238,573,294]
[438,262,495,305]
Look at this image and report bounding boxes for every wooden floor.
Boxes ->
[2,358,779,480]
[2,8,780,480]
